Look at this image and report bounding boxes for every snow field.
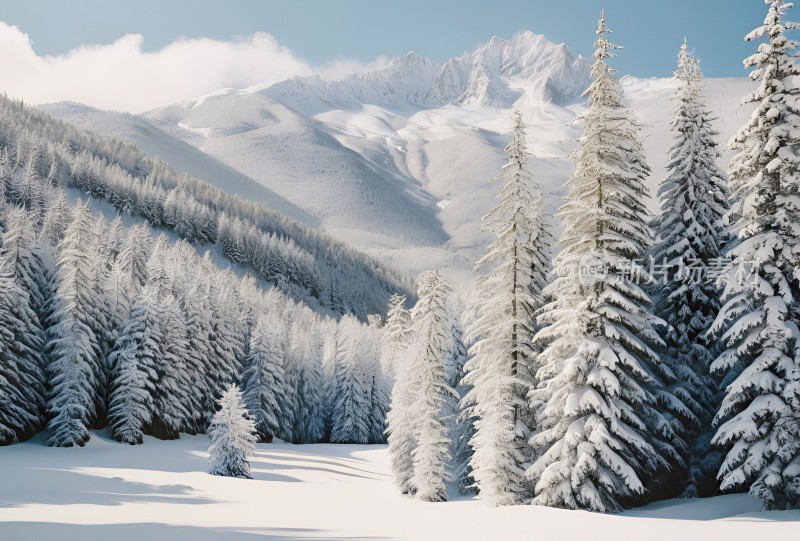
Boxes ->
[0,432,796,541]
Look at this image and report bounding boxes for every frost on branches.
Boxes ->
[528,13,685,512]
[208,384,257,479]
[651,40,731,497]
[709,0,800,511]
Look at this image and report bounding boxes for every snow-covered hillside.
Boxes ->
[0,431,795,541]
[43,32,756,284]
[37,102,318,228]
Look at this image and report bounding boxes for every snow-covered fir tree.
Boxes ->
[650,39,732,498]
[385,311,419,494]
[709,0,800,510]
[179,279,217,433]
[330,314,373,443]
[242,313,286,443]
[462,110,552,506]
[365,320,390,444]
[329,315,388,444]
[208,384,257,479]
[443,294,475,494]
[406,270,455,502]
[107,292,154,445]
[282,313,326,443]
[45,200,106,447]
[528,13,685,512]
[0,253,45,444]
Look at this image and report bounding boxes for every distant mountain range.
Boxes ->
[266,32,590,113]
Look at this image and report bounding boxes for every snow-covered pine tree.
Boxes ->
[709,0,800,511]
[179,279,216,433]
[203,261,243,410]
[330,315,372,444]
[108,224,152,326]
[444,295,475,494]
[208,384,257,479]
[107,293,154,445]
[1,208,49,435]
[0,254,45,444]
[45,200,106,446]
[242,313,286,443]
[385,329,418,493]
[528,12,684,512]
[320,318,340,440]
[141,249,191,440]
[149,293,192,440]
[381,294,411,382]
[365,321,390,444]
[650,40,732,498]
[293,321,327,444]
[407,270,455,502]
[462,110,552,506]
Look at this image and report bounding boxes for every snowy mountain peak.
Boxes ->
[436,31,591,106]
[387,50,430,68]
[264,31,590,113]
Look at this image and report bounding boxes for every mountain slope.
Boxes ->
[38,101,318,228]
[145,91,449,250]
[8,96,409,318]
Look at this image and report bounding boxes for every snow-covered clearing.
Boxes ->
[0,431,796,540]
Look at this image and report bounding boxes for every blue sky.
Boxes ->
[0,0,779,111]
[0,0,768,77]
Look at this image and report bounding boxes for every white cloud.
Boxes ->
[0,22,384,113]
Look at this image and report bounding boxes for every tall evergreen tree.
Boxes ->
[45,201,105,446]
[462,110,552,506]
[0,255,45,444]
[443,297,475,494]
[365,320,390,444]
[651,40,732,498]
[107,293,154,445]
[242,313,286,443]
[709,0,800,510]
[385,311,420,494]
[179,280,216,433]
[407,271,455,502]
[528,13,684,512]
[330,315,373,444]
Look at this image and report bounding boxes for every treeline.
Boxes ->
[0,95,410,318]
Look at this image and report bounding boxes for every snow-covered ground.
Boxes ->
[0,432,796,541]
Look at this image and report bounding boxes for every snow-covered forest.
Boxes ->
[386,3,800,513]
[1,1,800,539]
[0,92,397,449]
